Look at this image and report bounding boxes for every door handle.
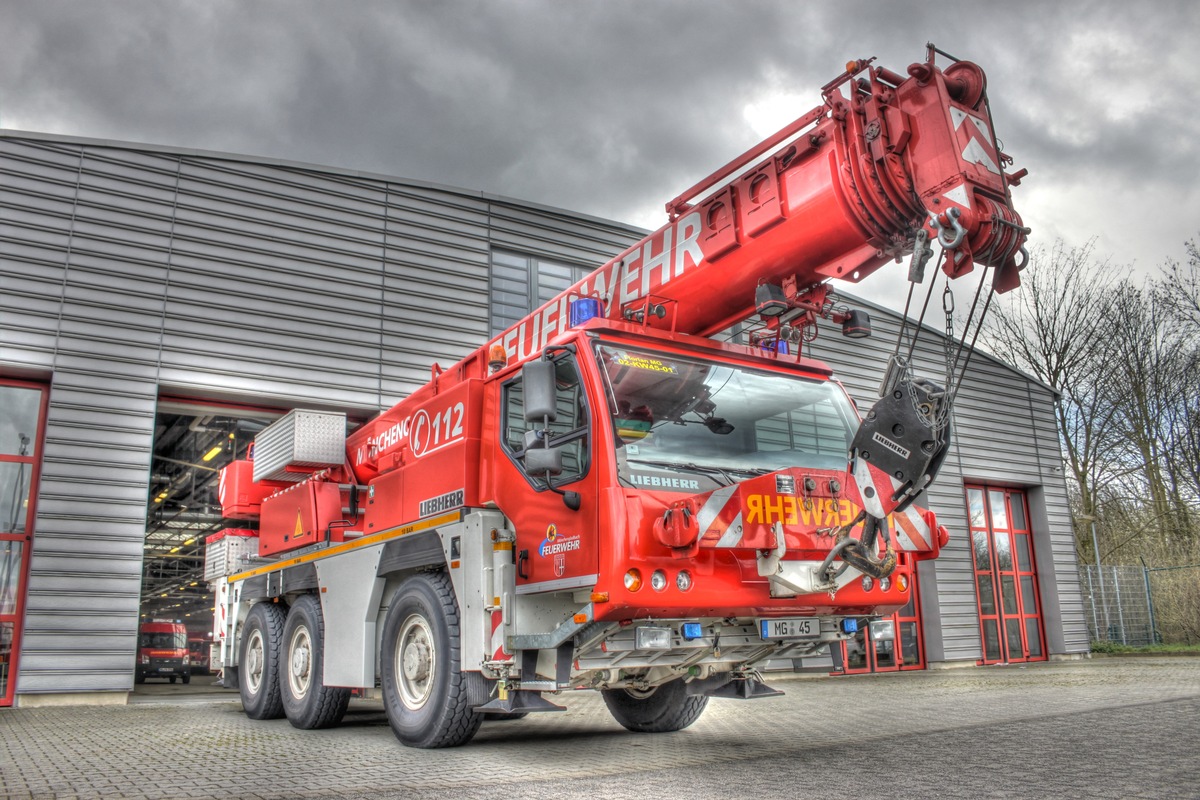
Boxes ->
[517,549,530,579]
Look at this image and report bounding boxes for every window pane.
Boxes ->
[0,387,41,458]
[1025,619,1043,657]
[972,531,991,571]
[0,621,13,690]
[1006,618,1024,658]
[1021,575,1038,616]
[976,574,996,614]
[874,638,896,669]
[1010,492,1028,530]
[900,621,921,666]
[993,531,1013,571]
[989,489,1008,529]
[1015,534,1032,572]
[967,489,985,528]
[982,619,1001,661]
[0,463,32,534]
[1001,575,1018,615]
[0,541,23,614]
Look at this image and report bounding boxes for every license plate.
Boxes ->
[760,617,820,640]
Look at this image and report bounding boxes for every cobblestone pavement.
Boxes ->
[2,657,1197,799]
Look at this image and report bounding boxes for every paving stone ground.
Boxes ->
[2,657,1197,799]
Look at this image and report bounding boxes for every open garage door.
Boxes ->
[139,399,281,651]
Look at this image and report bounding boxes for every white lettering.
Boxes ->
[674,211,703,276]
[619,250,642,305]
[641,226,672,296]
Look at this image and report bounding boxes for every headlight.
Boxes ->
[676,570,693,592]
[650,570,668,592]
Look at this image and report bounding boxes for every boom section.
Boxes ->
[488,51,1026,364]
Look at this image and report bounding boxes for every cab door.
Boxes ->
[496,352,600,593]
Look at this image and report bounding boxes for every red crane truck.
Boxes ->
[209,45,1028,747]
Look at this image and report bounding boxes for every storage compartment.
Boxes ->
[252,409,347,483]
[218,459,284,519]
[203,529,260,581]
[258,480,349,556]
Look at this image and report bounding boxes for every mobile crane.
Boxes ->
[210,44,1028,747]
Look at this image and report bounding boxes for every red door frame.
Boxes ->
[0,378,48,706]
[966,485,1047,665]
[835,555,926,674]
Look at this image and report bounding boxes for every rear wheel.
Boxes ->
[280,595,350,729]
[239,602,286,720]
[182,673,190,685]
[380,572,484,748]
[602,680,709,733]
[169,676,176,684]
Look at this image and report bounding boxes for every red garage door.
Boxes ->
[1,379,47,706]
[967,486,1046,664]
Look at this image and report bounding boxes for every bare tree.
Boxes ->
[981,240,1120,554]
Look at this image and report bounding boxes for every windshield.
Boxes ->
[596,344,857,492]
[140,632,186,650]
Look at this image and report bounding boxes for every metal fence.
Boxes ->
[1081,563,1200,645]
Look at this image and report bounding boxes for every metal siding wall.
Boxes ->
[380,186,490,405]
[5,144,175,691]
[161,159,386,410]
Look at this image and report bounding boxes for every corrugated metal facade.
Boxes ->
[0,130,1086,699]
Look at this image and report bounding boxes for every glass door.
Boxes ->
[835,560,925,674]
[967,486,1045,664]
[0,380,47,706]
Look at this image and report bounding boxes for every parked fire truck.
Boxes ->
[210,45,1028,747]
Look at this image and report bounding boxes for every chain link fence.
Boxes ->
[1081,564,1200,645]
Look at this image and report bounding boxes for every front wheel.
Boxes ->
[379,572,484,748]
[239,602,286,720]
[280,595,350,729]
[602,680,709,733]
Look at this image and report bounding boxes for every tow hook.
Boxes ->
[834,515,897,579]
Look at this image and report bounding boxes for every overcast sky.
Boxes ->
[3,0,1197,314]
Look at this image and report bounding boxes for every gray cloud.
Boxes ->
[3,0,1197,307]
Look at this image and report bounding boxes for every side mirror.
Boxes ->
[524,445,563,477]
[522,361,558,422]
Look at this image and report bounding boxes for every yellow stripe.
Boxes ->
[226,510,463,583]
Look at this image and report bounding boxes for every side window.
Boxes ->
[502,356,589,486]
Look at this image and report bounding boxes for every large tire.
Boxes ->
[182,673,191,685]
[239,602,286,720]
[280,595,351,729]
[602,680,709,733]
[379,572,484,748]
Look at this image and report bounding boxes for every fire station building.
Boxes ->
[0,131,1090,707]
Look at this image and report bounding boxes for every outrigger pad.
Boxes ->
[474,692,566,715]
[686,675,785,700]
